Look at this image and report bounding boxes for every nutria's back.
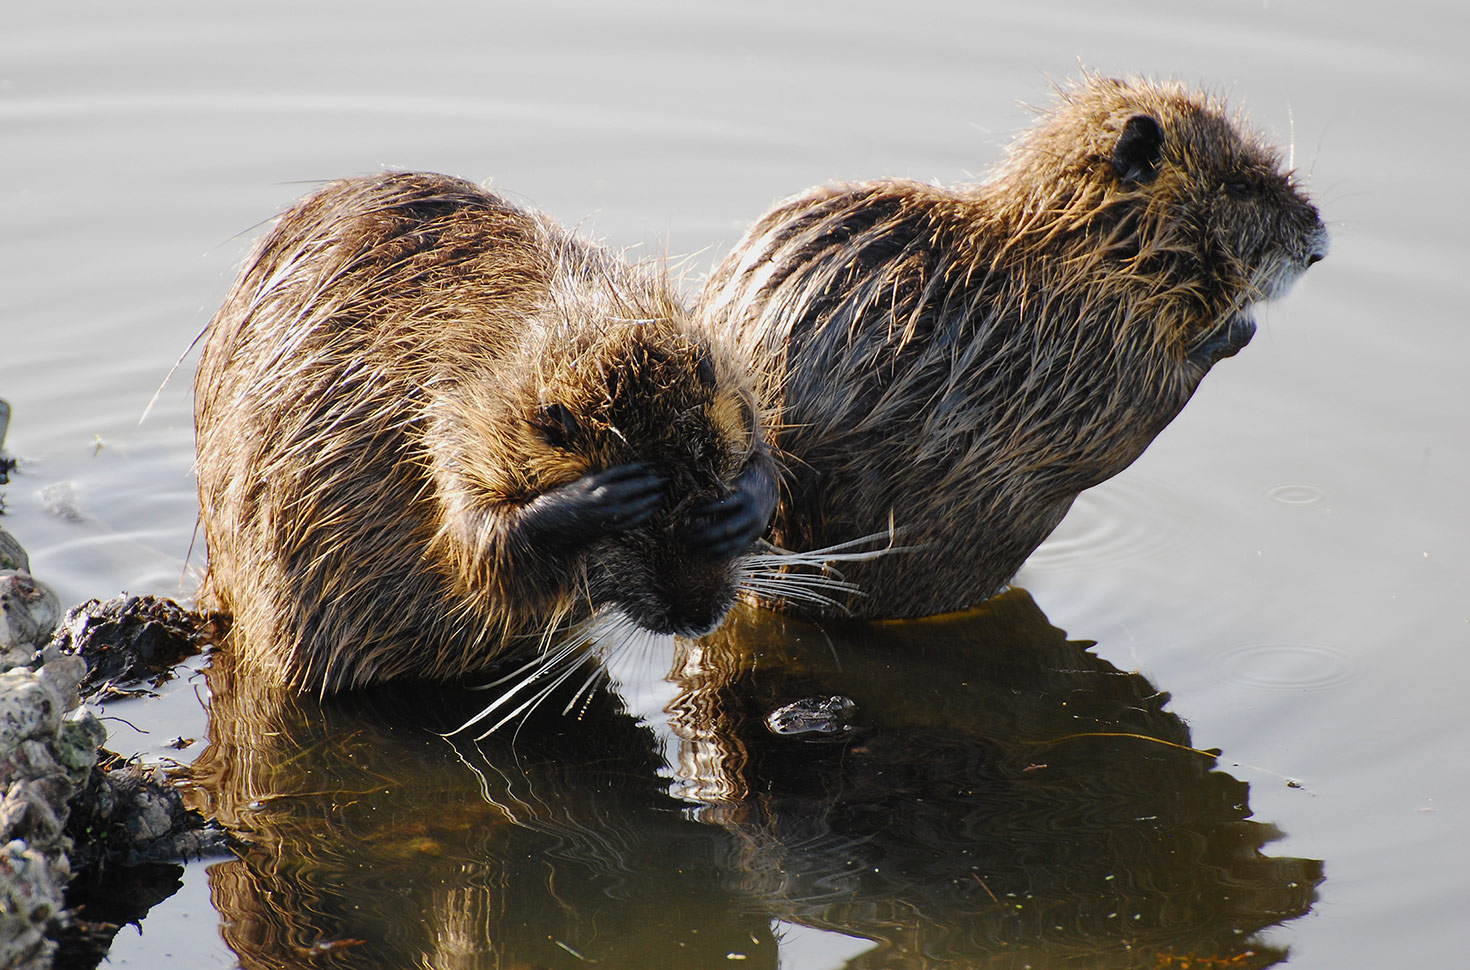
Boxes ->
[698,75,1328,618]
[197,172,775,693]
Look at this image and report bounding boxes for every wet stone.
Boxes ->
[0,656,101,970]
[0,585,230,969]
[0,571,63,653]
[50,594,218,696]
[765,695,860,741]
[0,526,29,573]
[0,397,14,486]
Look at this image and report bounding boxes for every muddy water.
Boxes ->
[3,1,1465,967]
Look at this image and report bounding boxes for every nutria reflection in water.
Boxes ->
[184,592,1319,970]
[699,75,1329,619]
[188,646,778,969]
[672,593,1322,968]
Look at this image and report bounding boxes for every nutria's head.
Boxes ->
[989,74,1329,367]
[433,304,772,638]
[540,321,769,636]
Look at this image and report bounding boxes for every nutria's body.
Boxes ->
[196,172,776,693]
[698,75,1328,619]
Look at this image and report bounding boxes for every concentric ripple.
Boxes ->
[1211,641,1359,691]
[1266,484,1327,505]
[1023,480,1189,572]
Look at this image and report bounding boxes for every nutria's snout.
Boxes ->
[656,598,733,639]
[607,554,738,639]
[1308,222,1330,266]
[604,463,775,636]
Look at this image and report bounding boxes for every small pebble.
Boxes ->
[765,695,859,740]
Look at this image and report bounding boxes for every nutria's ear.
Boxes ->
[530,401,580,448]
[1112,114,1165,185]
[693,344,718,389]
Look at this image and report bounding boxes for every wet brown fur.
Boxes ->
[196,172,771,693]
[697,75,1329,618]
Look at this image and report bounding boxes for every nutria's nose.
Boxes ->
[1307,223,1330,266]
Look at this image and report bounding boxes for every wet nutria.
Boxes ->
[698,74,1329,618]
[195,172,777,693]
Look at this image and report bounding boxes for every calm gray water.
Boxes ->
[3,1,1466,967]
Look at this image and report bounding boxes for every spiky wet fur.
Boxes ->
[196,172,775,693]
[697,74,1329,618]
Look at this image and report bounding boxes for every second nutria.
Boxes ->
[698,74,1329,618]
[195,172,777,694]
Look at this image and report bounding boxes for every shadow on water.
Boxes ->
[183,589,1320,969]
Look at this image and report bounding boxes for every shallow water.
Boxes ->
[3,1,1466,967]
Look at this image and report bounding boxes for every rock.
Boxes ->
[0,656,103,970]
[0,397,14,487]
[0,571,63,652]
[66,756,229,870]
[0,526,28,573]
[50,594,216,696]
[1,839,68,970]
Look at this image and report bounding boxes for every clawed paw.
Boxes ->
[520,463,664,548]
[683,461,778,560]
[579,463,664,532]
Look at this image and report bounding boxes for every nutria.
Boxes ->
[195,172,777,693]
[698,74,1329,618]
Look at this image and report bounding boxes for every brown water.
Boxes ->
[3,1,1466,967]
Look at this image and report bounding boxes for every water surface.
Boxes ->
[2,1,1465,967]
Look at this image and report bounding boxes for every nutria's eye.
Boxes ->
[694,346,718,389]
[1223,180,1253,199]
[1111,114,1165,186]
[530,401,580,448]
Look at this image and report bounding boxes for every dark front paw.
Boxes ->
[519,463,664,550]
[1189,312,1257,368]
[682,460,778,560]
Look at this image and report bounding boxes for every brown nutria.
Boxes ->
[195,172,778,694]
[697,74,1329,619]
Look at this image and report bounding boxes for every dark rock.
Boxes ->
[49,595,220,696]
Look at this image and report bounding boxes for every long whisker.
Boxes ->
[447,633,590,738]
[1287,102,1296,174]
[446,609,649,739]
[467,652,588,740]
[561,613,642,717]
[449,530,915,736]
[736,529,920,610]
[753,529,915,564]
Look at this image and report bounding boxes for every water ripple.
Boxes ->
[1211,641,1359,691]
[1023,480,1188,572]
[1266,484,1326,505]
